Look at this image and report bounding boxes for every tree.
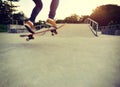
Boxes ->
[0,0,11,24]
[90,4,120,26]
[13,11,27,24]
[0,0,26,24]
[64,14,81,23]
[8,0,19,1]
[7,0,20,24]
[7,0,20,12]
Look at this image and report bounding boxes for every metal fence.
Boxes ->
[85,18,99,37]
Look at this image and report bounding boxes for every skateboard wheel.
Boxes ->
[51,33,54,36]
[26,38,29,41]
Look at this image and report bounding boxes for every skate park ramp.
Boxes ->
[50,24,95,37]
[0,24,120,87]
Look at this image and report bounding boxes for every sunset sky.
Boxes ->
[14,0,120,21]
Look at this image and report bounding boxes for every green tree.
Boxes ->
[0,0,26,24]
[0,0,11,24]
[64,14,81,23]
[13,11,27,25]
[90,4,120,26]
[7,0,20,24]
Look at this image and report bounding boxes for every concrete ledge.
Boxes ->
[7,24,27,33]
[115,30,120,35]
[101,29,115,35]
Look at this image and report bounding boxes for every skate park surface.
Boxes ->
[0,24,120,87]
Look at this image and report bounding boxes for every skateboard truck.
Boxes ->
[50,27,58,36]
[26,34,34,41]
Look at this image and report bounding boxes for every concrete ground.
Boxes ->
[0,24,120,87]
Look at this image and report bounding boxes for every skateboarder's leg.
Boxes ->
[46,0,59,34]
[25,0,43,33]
[30,0,43,22]
[47,0,59,26]
[49,0,59,19]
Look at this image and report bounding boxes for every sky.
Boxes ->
[14,0,120,21]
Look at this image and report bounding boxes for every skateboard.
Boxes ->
[25,23,51,33]
[20,24,65,41]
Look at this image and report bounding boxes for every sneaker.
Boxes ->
[46,18,57,27]
[46,18,58,34]
[24,20,35,33]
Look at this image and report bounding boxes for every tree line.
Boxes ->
[0,0,26,24]
[0,0,120,26]
[57,4,120,26]
[90,4,120,26]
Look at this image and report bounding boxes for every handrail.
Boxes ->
[85,18,99,37]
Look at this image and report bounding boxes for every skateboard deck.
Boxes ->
[20,24,65,41]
